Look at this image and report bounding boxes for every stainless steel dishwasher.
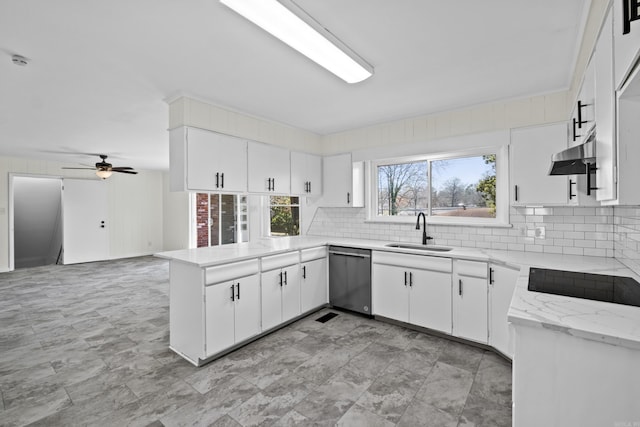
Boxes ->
[328,246,372,316]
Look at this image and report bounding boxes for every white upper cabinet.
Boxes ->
[613,0,640,89]
[247,141,291,194]
[169,127,247,193]
[595,7,618,203]
[570,59,596,145]
[321,153,364,207]
[510,123,570,205]
[291,151,322,196]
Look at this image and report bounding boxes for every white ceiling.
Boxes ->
[0,0,589,170]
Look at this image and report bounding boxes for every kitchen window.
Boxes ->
[370,147,507,225]
[192,193,249,247]
[269,196,300,236]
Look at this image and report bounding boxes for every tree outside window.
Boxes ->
[377,154,496,219]
[270,196,300,236]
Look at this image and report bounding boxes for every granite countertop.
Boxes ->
[156,236,640,351]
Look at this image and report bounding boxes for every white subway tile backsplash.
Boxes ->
[307,205,640,274]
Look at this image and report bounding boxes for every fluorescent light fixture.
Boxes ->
[220,0,373,83]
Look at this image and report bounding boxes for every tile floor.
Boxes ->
[0,256,512,426]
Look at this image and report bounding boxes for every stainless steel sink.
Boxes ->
[385,243,453,252]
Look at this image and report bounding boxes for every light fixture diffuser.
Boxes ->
[96,169,113,180]
[220,0,373,83]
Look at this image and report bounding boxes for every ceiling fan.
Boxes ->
[62,154,138,179]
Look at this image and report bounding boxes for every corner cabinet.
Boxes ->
[372,251,452,334]
[291,151,322,196]
[488,263,520,358]
[452,260,488,344]
[510,123,570,205]
[169,126,248,193]
[247,141,291,194]
[321,153,364,207]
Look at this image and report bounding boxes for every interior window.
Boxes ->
[269,196,300,236]
[194,193,249,247]
[375,153,497,220]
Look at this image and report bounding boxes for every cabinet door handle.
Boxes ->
[514,185,519,202]
[231,284,235,301]
[347,192,350,204]
[279,271,283,287]
[221,173,224,188]
[284,270,288,285]
[586,162,598,195]
[216,172,220,189]
[569,179,576,200]
[409,272,413,287]
[489,268,494,285]
[272,178,275,191]
[404,271,408,286]
[458,279,463,296]
[236,283,240,300]
[572,117,580,141]
[302,265,306,279]
[308,181,311,193]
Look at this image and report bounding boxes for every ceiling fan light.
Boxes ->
[220,0,373,83]
[96,169,113,180]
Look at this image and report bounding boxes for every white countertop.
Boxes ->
[156,236,640,351]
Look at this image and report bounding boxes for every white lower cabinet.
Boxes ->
[372,252,452,333]
[261,252,301,331]
[453,260,488,344]
[300,247,328,313]
[488,264,520,358]
[205,274,260,357]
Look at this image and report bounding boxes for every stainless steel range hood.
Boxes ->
[548,130,596,175]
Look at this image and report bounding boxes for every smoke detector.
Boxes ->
[12,55,29,66]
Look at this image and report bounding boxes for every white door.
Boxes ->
[409,269,452,333]
[62,179,108,264]
[247,142,291,193]
[205,281,236,357]
[234,274,262,343]
[301,257,328,312]
[187,127,247,192]
[453,275,488,343]
[281,264,301,323]
[372,263,408,322]
[261,269,284,331]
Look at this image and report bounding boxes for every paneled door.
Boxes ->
[62,179,108,264]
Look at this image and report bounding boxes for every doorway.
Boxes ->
[12,176,63,268]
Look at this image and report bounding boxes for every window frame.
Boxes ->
[366,145,509,226]
[267,195,301,237]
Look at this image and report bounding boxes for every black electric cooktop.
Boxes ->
[527,267,640,308]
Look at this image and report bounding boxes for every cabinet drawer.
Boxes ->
[262,252,300,272]
[301,247,327,263]
[205,259,259,285]
[456,260,487,279]
[373,251,452,273]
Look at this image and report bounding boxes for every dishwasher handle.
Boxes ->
[329,250,371,258]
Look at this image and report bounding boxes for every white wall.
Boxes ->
[162,172,190,251]
[0,156,164,272]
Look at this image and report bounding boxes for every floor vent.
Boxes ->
[315,312,339,323]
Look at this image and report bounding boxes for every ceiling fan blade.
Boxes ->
[61,167,96,170]
[111,166,134,170]
[113,170,138,174]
